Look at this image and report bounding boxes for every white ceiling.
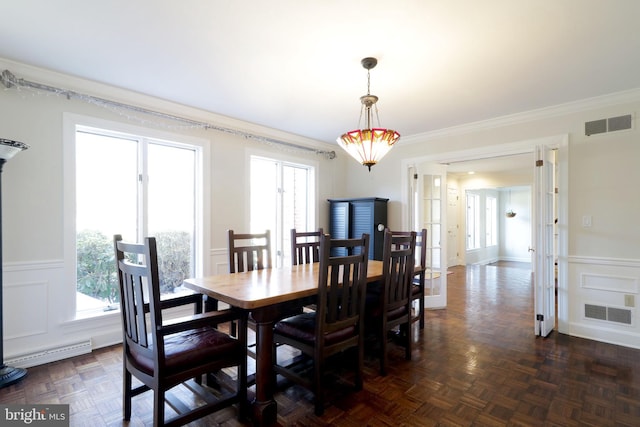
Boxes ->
[2,0,640,152]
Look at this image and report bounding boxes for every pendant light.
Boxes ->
[506,189,517,218]
[337,57,400,171]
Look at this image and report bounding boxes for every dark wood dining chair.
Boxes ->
[228,229,272,273]
[227,230,272,357]
[114,235,248,427]
[386,228,428,329]
[290,228,324,265]
[366,230,416,375]
[227,229,302,362]
[291,228,324,312]
[273,233,370,416]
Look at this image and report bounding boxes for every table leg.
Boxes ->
[250,308,278,426]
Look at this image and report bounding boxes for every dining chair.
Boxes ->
[366,230,416,375]
[228,229,272,273]
[227,229,302,362]
[386,228,428,329]
[273,233,370,416]
[290,228,324,265]
[114,235,248,427]
[291,228,324,312]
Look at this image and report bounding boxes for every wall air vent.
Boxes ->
[585,304,632,325]
[585,114,633,136]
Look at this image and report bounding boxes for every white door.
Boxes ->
[533,145,556,337]
[447,186,459,267]
[412,163,448,309]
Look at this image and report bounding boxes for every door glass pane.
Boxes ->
[76,131,137,310]
[147,142,196,295]
[423,174,443,296]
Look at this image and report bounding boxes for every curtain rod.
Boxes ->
[1,69,336,159]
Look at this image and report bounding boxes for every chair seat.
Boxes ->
[412,283,422,296]
[365,293,408,321]
[274,312,357,346]
[131,327,240,376]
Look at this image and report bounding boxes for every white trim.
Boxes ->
[400,88,640,144]
[4,260,64,271]
[570,323,640,350]
[569,255,640,268]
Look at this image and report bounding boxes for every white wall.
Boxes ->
[499,186,532,262]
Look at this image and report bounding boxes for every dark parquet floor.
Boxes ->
[2,262,640,426]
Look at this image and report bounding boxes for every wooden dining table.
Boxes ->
[183,259,385,426]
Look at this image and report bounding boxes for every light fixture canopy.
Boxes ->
[337,57,400,171]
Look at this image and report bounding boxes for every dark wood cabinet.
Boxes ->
[328,197,388,260]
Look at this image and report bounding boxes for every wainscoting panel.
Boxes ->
[209,247,229,275]
[580,272,638,293]
[3,280,49,340]
[569,256,640,349]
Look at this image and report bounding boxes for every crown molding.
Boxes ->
[401,88,640,145]
[0,57,334,152]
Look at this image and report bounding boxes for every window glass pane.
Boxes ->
[486,196,497,246]
[250,158,278,233]
[148,142,196,294]
[282,164,309,265]
[76,131,137,310]
[75,128,202,316]
[250,156,314,268]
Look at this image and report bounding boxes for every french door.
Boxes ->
[411,163,448,309]
[533,145,556,337]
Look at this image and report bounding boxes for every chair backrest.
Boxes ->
[381,230,417,313]
[114,235,162,365]
[228,229,272,273]
[290,228,324,266]
[386,228,426,270]
[315,233,370,346]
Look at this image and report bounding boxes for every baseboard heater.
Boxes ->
[5,340,92,369]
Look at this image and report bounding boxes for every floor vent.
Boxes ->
[585,304,632,325]
[585,114,633,136]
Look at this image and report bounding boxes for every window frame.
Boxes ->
[63,113,211,320]
[247,149,318,268]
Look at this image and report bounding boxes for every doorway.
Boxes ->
[401,134,568,335]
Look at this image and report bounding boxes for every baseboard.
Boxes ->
[5,340,92,369]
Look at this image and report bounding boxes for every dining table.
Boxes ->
[183,259,385,426]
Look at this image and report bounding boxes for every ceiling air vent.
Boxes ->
[585,114,633,136]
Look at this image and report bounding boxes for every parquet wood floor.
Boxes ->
[2,262,640,426]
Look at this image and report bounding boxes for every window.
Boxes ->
[486,196,497,246]
[466,192,480,250]
[250,156,316,267]
[70,122,205,316]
